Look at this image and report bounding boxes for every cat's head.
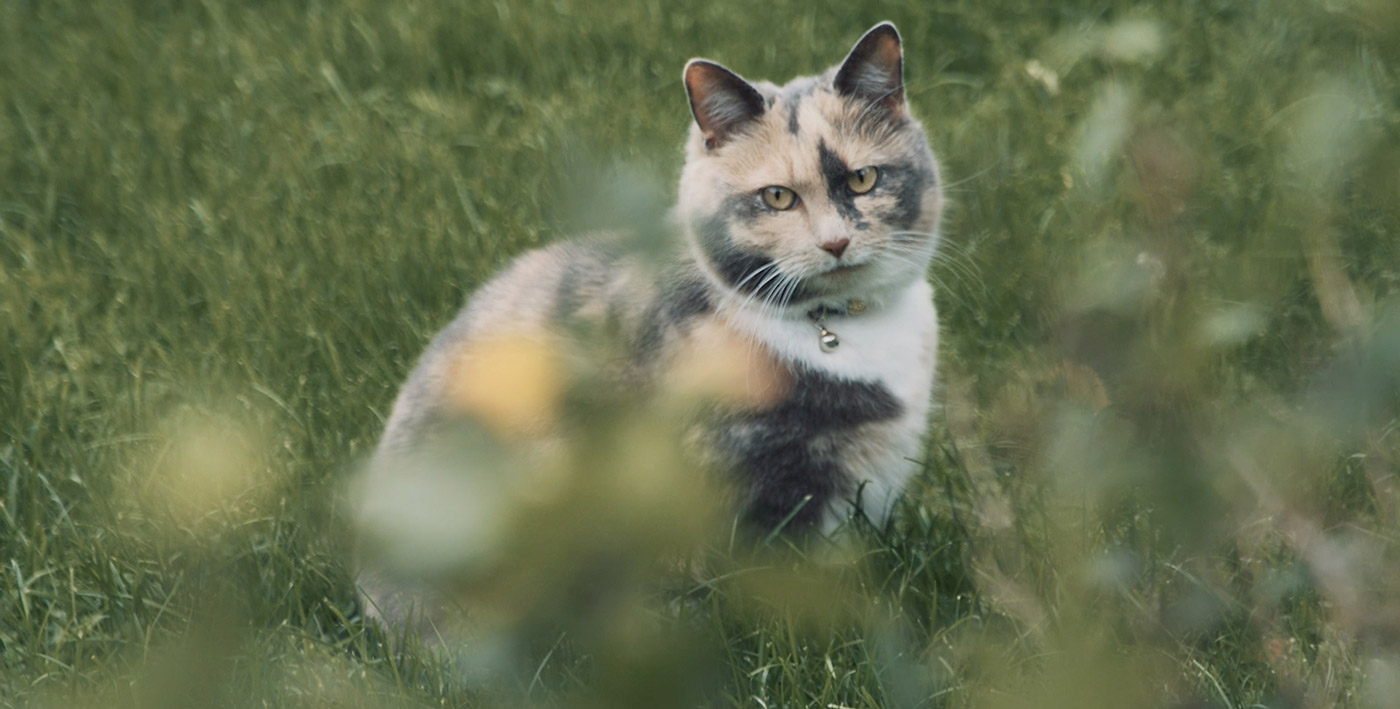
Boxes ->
[676,22,943,313]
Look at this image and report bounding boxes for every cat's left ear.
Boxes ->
[834,22,905,116]
[684,59,767,150]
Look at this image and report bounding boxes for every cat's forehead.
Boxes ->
[751,72,833,122]
[711,90,903,180]
[769,74,825,103]
[732,72,895,145]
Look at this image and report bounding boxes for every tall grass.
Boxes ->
[2,0,1398,706]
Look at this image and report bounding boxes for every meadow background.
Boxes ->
[3,0,1399,706]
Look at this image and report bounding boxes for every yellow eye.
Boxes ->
[761,186,798,210]
[847,166,879,194]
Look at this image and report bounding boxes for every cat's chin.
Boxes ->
[824,262,869,278]
[809,259,918,295]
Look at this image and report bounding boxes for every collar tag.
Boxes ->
[807,299,867,353]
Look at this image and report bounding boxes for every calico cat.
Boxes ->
[357,22,942,627]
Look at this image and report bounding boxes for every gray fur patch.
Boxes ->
[779,77,818,135]
[817,139,864,224]
[874,163,932,230]
[697,215,774,292]
[551,250,609,321]
[697,214,818,304]
[707,367,903,533]
[633,272,712,362]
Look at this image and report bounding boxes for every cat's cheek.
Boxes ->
[871,165,938,229]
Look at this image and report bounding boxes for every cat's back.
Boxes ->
[373,236,660,457]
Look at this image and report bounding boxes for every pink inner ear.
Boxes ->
[861,34,903,100]
[686,69,731,142]
[870,32,901,70]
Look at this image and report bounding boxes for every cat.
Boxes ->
[355,21,943,631]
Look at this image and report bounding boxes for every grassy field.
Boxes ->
[3,0,1400,706]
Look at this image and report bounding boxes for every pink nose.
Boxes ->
[820,237,850,258]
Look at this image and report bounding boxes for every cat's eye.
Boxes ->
[761,186,798,210]
[847,166,879,194]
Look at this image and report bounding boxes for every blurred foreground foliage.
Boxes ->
[1,0,1398,706]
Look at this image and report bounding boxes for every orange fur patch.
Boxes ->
[445,335,565,439]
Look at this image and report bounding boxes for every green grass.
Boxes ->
[3,0,1399,706]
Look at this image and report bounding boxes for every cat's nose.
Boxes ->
[820,237,850,258]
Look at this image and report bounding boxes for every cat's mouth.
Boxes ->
[822,262,869,278]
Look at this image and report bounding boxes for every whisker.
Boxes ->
[881,240,987,298]
[730,254,807,328]
[876,247,967,298]
[732,268,778,332]
[749,267,789,301]
[732,261,780,294]
[757,273,786,325]
[928,241,985,290]
[939,162,998,192]
[777,273,803,316]
[888,231,982,278]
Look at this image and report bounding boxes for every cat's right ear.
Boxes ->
[834,22,905,117]
[684,60,766,151]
